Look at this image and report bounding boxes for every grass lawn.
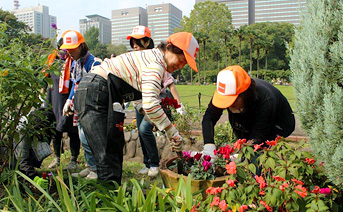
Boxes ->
[176,84,296,112]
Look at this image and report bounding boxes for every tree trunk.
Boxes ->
[257,47,260,78]
[250,37,253,75]
[265,49,268,70]
[239,36,242,65]
[229,47,232,66]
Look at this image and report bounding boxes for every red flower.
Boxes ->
[193,152,202,160]
[233,139,246,150]
[273,175,286,181]
[304,158,316,165]
[260,200,272,212]
[291,178,304,185]
[206,187,223,195]
[225,162,237,174]
[279,182,289,192]
[311,186,320,194]
[226,179,236,187]
[294,185,307,198]
[219,200,228,211]
[255,175,266,190]
[218,145,234,159]
[203,155,211,161]
[254,143,263,152]
[259,190,265,195]
[266,139,277,146]
[239,205,248,212]
[320,187,331,195]
[211,196,220,207]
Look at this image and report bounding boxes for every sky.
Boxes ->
[0,0,195,39]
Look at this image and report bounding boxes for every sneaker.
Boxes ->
[85,171,98,180]
[71,168,90,178]
[66,161,77,170]
[148,167,159,177]
[138,166,149,175]
[48,157,60,169]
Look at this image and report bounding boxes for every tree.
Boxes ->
[290,0,343,187]
[84,26,99,50]
[0,9,27,39]
[233,27,246,65]
[107,44,127,57]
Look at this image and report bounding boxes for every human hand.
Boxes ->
[62,99,73,116]
[176,103,186,115]
[165,125,183,152]
[203,143,217,163]
[33,176,48,189]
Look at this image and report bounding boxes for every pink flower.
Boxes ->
[294,185,307,198]
[202,160,212,171]
[291,178,304,185]
[320,187,331,195]
[225,162,237,174]
[219,200,228,211]
[183,151,191,159]
[210,197,220,207]
[239,205,248,212]
[226,179,236,187]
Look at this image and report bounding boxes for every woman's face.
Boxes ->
[67,45,82,60]
[132,39,146,51]
[164,49,187,73]
[229,96,246,114]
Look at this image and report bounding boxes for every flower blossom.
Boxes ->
[255,175,266,190]
[279,182,289,192]
[291,178,304,185]
[219,200,228,211]
[234,139,246,150]
[183,151,192,159]
[225,162,237,174]
[206,187,224,195]
[226,179,236,187]
[273,175,286,181]
[203,155,211,161]
[311,186,320,194]
[304,158,316,165]
[202,160,212,171]
[254,143,263,152]
[194,152,202,161]
[320,187,331,195]
[50,23,57,30]
[217,145,234,159]
[294,185,307,198]
[239,205,248,212]
[266,139,277,146]
[210,196,220,207]
[260,200,272,212]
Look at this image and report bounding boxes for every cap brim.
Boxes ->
[184,51,198,72]
[59,43,80,50]
[212,89,238,109]
[127,34,145,40]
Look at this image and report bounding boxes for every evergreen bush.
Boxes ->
[290,0,343,187]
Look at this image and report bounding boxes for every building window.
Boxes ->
[121,11,129,16]
[154,7,162,12]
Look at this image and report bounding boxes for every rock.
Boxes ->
[156,135,167,149]
[124,131,131,142]
[131,129,139,140]
[126,140,136,158]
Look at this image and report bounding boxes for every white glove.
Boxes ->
[165,125,183,152]
[176,103,186,115]
[63,99,73,116]
[203,143,217,163]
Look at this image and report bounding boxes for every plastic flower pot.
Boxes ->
[159,156,228,198]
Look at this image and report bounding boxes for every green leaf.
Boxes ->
[265,157,276,170]
[248,163,256,174]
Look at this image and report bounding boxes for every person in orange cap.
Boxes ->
[73,32,199,184]
[202,65,295,162]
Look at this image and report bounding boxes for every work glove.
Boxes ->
[176,103,186,115]
[203,143,217,164]
[33,176,48,189]
[62,99,73,116]
[165,125,183,152]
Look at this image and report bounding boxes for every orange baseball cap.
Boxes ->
[59,30,85,49]
[126,26,151,40]
[212,65,251,109]
[167,32,199,72]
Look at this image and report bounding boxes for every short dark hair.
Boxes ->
[130,37,154,49]
[238,78,257,109]
[157,42,183,55]
[80,43,89,57]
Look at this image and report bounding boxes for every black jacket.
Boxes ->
[202,79,295,144]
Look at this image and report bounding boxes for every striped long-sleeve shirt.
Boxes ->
[93,48,171,131]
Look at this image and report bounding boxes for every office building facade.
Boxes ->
[79,15,111,44]
[111,3,182,49]
[12,5,57,39]
[195,0,306,27]
[147,3,182,44]
[111,7,148,48]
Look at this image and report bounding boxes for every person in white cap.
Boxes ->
[59,30,101,180]
[202,65,295,162]
[73,32,199,184]
[127,26,185,177]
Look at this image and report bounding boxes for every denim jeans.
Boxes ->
[74,73,124,184]
[78,125,96,171]
[135,109,159,168]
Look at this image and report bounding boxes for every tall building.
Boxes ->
[195,0,306,27]
[111,7,148,48]
[79,15,111,44]
[147,3,182,44]
[12,5,56,39]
